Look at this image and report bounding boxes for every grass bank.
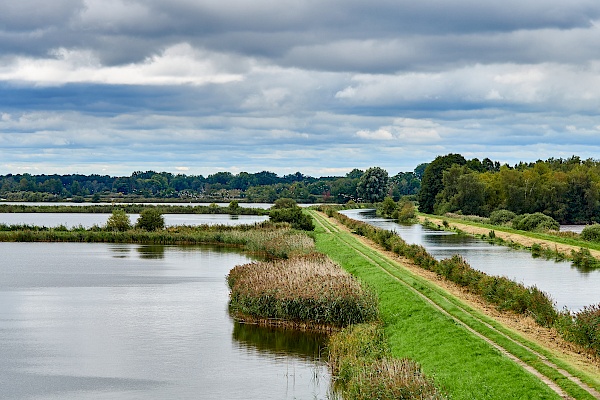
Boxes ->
[311,209,600,399]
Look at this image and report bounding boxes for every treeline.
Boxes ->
[418,154,600,224]
[0,167,423,203]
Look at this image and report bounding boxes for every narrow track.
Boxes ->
[309,210,600,400]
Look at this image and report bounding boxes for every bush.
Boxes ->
[105,209,131,232]
[269,206,314,231]
[489,209,516,225]
[557,304,600,356]
[136,208,165,231]
[581,224,600,243]
[511,212,559,232]
[272,198,298,209]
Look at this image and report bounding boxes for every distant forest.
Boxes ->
[0,168,424,204]
[2,154,599,224]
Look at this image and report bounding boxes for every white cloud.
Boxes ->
[0,43,245,86]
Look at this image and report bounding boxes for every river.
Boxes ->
[0,242,331,399]
[342,209,600,311]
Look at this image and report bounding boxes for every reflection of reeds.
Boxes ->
[227,253,379,329]
[328,324,445,400]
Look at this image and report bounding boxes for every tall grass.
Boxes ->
[328,323,445,400]
[557,304,600,357]
[227,253,379,329]
[0,221,314,259]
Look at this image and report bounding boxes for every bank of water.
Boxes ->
[342,209,600,311]
[0,213,269,229]
[0,242,331,399]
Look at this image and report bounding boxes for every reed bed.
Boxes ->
[227,253,379,329]
[0,222,315,259]
[328,323,445,400]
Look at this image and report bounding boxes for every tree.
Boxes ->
[136,208,165,231]
[417,153,466,214]
[105,209,132,232]
[357,167,389,203]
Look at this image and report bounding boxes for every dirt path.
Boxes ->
[311,211,600,399]
[419,216,600,259]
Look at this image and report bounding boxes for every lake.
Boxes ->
[0,242,332,399]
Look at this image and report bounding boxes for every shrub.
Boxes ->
[397,200,416,223]
[272,198,298,209]
[105,209,131,232]
[581,224,600,243]
[557,304,600,356]
[489,209,517,225]
[269,206,314,231]
[512,212,559,232]
[571,247,600,270]
[136,208,165,231]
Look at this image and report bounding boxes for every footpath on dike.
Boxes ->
[308,210,600,400]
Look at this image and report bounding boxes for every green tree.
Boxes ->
[357,167,389,203]
[418,153,466,214]
[136,208,165,231]
[272,198,298,209]
[105,209,132,232]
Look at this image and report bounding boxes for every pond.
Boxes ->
[342,209,600,311]
[0,242,332,399]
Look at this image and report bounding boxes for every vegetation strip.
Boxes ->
[310,210,600,399]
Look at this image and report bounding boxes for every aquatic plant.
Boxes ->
[328,323,445,400]
[227,253,379,328]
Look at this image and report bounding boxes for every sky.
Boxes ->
[1,0,600,178]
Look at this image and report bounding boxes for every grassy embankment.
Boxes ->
[310,208,600,399]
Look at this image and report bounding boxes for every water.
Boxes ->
[0,213,269,229]
[342,209,600,311]
[0,243,331,399]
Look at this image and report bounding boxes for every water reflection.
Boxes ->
[232,321,329,361]
[136,245,166,259]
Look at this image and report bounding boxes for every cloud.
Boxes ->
[0,1,600,176]
[0,43,245,86]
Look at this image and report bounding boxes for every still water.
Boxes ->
[342,209,600,311]
[0,243,331,399]
[0,213,269,228]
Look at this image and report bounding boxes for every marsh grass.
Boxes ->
[227,253,379,329]
[0,221,315,259]
[328,323,445,400]
[557,304,600,358]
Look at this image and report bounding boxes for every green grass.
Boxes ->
[310,210,600,399]
[419,212,600,253]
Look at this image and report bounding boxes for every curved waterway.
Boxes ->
[342,209,600,311]
[0,242,332,399]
